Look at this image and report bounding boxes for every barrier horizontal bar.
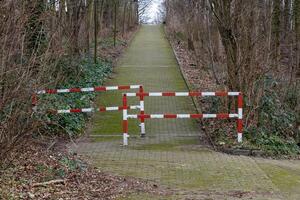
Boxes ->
[36,85,141,95]
[53,105,140,114]
[127,113,239,119]
[125,91,240,97]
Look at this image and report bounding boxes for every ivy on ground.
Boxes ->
[35,57,112,137]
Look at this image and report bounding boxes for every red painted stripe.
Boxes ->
[141,111,145,122]
[69,88,81,92]
[164,114,177,118]
[237,119,243,132]
[162,92,175,96]
[217,113,230,119]
[238,93,243,108]
[123,120,128,133]
[191,114,203,118]
[189,92,201,96]
[215,92,228,96]
[138,114,150,119]
[118,85,130,90]
[94,87,106,91]
[32,94,37,105]
[139,86,144,100]
[70,109,81,113]
[122,94,129,133]
[99,107,106,112]
[123,94,127,105]
[46,89,57,94]
[138,92,149,97]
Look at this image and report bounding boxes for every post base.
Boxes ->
[237,133,243,143]
[123,133,129,146]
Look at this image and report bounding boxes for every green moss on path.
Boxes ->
[71,25,300,200]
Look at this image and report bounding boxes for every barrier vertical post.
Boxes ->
[32,94,37,106]
[123,94,129,146]
[32,94,38,112]
[237,92,243,143]
[139,86,145,137]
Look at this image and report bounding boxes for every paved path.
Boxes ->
[71,26,300,200]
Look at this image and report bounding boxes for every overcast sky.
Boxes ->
[145,0,163,23]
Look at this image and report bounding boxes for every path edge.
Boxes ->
[162,26,217,149]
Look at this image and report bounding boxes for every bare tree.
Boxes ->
[0,0,140,161]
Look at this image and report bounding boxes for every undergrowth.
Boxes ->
[209,77,300,156]
[245,78,300,156]
[34,57,112,137]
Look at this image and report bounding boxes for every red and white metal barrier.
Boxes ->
[33,85,145,135]
[122,92,243,145]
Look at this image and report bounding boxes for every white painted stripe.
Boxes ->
[130,85,140,89]
[228,92,240,96]
[126,93,137,97]
[201,92,215,96]
[177,114,190,118]
[130,105,140,109]
[81,87,94,92]
[238,108,243,119]
[203,114,217,118]
[141,123,145,134]
[82,108,94,112]
[150,114,164,118]
[127,114,138,119]
[36,90,46,94]
[57,89,70,93]
[149,93,163,96]
[140,101,144,111]
[238,133,243,143]
[106,86,118,90]
[229,114,239,118]
[57,110,71,114]
[106,107,119,111]
[123,109,128,120]
[175,92,189,96]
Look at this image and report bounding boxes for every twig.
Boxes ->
[32,179,65,187]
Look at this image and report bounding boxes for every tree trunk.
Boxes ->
[295,0,300,75]
[211,0,240,91]
[85,0,92,55]
[122,1,128,37]
[284,0,291,34]
[69,0,84,55]
[99,0,105,34]
[271,0,281,65]
[94,0,98,63]
[206,0,220,85]
[113,0,118,47]
[128,2,132,28]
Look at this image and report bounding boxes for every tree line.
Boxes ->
[165,0,300,153]
[0,0,152,161]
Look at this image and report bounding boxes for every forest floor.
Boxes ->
[70,25,300,199]
[0,139,167,199]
